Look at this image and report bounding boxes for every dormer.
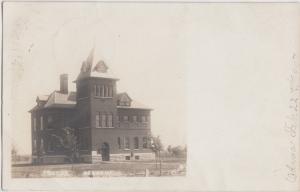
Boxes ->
[93,60,108,73]
[36,95,48,107]
[74,48,119,102]
[117,93,132,106]
[74,48,119,82]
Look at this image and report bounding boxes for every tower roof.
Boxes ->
[75,48,119,82]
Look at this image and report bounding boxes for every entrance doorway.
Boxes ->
[101,142,110,161]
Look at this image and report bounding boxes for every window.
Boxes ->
[104,86,108,97]
[125,156,130,160]
[109,87,113,97]
[117,137,121,149]
[103,86,106,97]
[94,85,114,97]
[96,113,100,127]
[101,114,106,127]
[107,114,113,127]
[95,85,99,96]
[40,116,43,130]
[143,137,148,148]
[132,116,137,122]
[48,140,55,152]
[40,138,44,153]
[95,85,113,98]
[100,85,104,97]
[33,139,37,153]
[123,116,128,121]
[120,101,130,106]
[134,137,139,149]
[96,113,113,128]
[124,137,130,149]
[80,135,88,150]
[33,117,36,131]
[118,94,131,106]
[141,116,146,123]
[47,115,53,123]
[135,156,140,160]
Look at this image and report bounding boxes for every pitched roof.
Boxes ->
[116,92,132,101]
[117,100,152,110]
[116,92,151,110]
[44,91,76,108]
[28,105,42,112]
[37,95,49,101]
[75,49,119,82]
[30,91,150,111]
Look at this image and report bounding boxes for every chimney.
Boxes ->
[60,74,68,94]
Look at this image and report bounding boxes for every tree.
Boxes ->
[169,145,187,158]
[51,126,79,164]
[171,146,183,157]
[11,144,18,163]
[167,145,172,154]
[150,135,163,176]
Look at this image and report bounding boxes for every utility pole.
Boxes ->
[159,150,162,176]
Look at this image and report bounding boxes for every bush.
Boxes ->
[166,145,187,158]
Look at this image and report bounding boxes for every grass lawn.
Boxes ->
[12,158,186,178]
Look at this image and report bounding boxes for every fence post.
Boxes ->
[159,151,162,176]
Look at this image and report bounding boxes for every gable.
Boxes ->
[93,60,108,73]
[117,93,132,106]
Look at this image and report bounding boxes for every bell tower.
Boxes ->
[74,49,119,162]
[88,60,119,130]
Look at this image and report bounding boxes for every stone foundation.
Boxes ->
[80,155,92,163]
[33,152,155,164]
[40,155,66,164]
[91,151,155,162]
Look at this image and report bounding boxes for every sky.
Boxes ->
[3,2,300,191]
[4,2,187,155]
